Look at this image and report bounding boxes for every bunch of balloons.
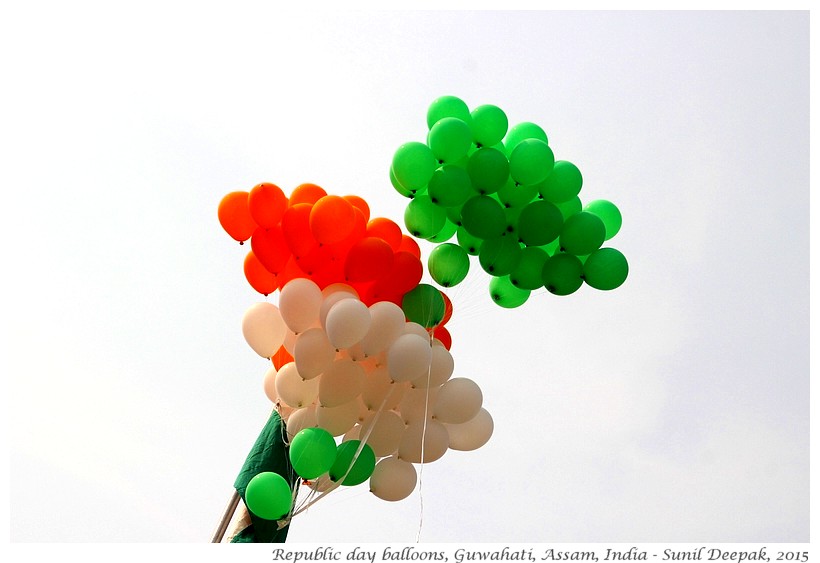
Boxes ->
[390,95,629,307]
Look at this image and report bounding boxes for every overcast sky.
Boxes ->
[3,5,811,552]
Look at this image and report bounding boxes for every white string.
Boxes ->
[415,328,435,543]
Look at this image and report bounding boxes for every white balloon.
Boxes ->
[410,343,454,389]
[370,456,417,502]
[316,399,361,437]
[241,302,288,358]
[360,301,406,357]
[398,386,439,424]
[398,419,449,464]
[319,358,365,407]
[319,284,359,328]
[294,327,335,380]
[403,321,431,340]
[325,298,371,350]
[262,364,279,404]
[386,333,433,382]
[274,362,319,409]
[279,278,322,333]
[282,328,298,355]
[433,377,483,424]
[286,406,318,440]
[343,423,361,442]
[361,365,407,411]
[445,408,494,451]
[359,410,405,457]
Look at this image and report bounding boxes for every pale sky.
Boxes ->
[2,5,811,550]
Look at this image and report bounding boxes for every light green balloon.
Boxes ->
[541,253,584,296]
[467,147,510,195]
[404,195,446,239]
[289,427,337,480]
[489,275,530,308]
[402,283,445,328]
[427,95,472,129]
[429,243,471,287]
[329,441,376,486]
[555,196,583,220]
[478,235,522,276]
[583,247,628,290]
[456,225,483,256]
[470,104,508,147]
[559,211,606,256]
[460,195,506,240]
[509,246,549,290]
[509,139,555,186]
[504,121,548,153]
[497,177,538,209]
[516,199,563,247]
[428,117,473,164]
[392,142,436,192]
[539,160,583,203]
[390,166,415,198]
[427,164,472,208]
[584,199,622,240]
[245,472,292,520]
[426,216,457,243]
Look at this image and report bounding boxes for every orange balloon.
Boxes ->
[433,325,452,350]
[397,234,421,258]
[289,183,327,206]
[250,225,291,275]
[344,237,395,283]
[344,195,370,223]
[218,191,257,243]
[365,217,403,252]
[249,183,288,228]
[244,250,278,296]
[271,345,294,370]
[294,244,334,277]
[276,256,307,291]
[440,291,454,325]
[281,203,318,258]
[309,195,356,244]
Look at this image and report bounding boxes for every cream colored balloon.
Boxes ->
[318,358,365,407]
[316,399,361,437]
[319,284,359,328]
[279,278,322,334]
[398,419,449,464]
[343,423,361,442]
[398,386,439,424]
[386,333,433,382]
[433,377,483,424]
[274,362,319,409]
[360,301,406,357]
[286,406,317,440]
[370,457,417,502]
[293,327,335,380]
[359,410,405,457]
[445,408,494,451]
[361,365,407,411]
[410,343,454,389]
[282,328,298,355]
[402,321,431,340]
[241,302,288,358]
[325,298,371,350]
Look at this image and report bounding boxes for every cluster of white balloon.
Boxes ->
[241,278,494,503]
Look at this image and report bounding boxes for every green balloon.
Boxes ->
[428,117,473,164]
[509,138,555,186]
[539,160,583,203]
[427,164,472,208]
[509,246,549,290]
[516,199,563,246]
[404,195,446,239]
[245,472,292,520]
[289,427,337,480]
[497,177,538,209]
[392,142,436,192]
[559,211,606,256]
[583,248,628,290]
[489,275,530,308]
[584,199,622,240]
[470,104,508,147]
[555,196,583,220]
[467,147,510,195]
[456,225,483,256]
[460,195,506,240]
[402,283,445,328]
[429,243,470,287]
[329,440,376,486]
[541,253,584,296]
[426,217,457,242]
[478,235,522,276]
[427,95,472,129]
[504,121,548,153]
[390,166,414,198]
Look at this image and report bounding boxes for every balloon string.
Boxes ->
[415,330,435,543]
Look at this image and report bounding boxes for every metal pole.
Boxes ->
[210,490,241,543]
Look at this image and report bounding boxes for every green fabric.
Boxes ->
[231,410,298,543]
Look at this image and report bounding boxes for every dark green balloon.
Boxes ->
[497,177,538,209]
[509,246,549,290]
[404,195,447,239]
[429,243,471,287]
[456,225,483,256]
[392,142,436,192]
[328,440,376,486]
[426,217,457,242]
[402,283,445,328]
[428,117,473,164]
[489,275,530,308]
[504,121,548,153]
[245,472,292,520]
[542,253,584,296]
[539,160,583,203]
[427,164,472,208]
[584,199,622,240]
[470,104,508,147]
[289,427,337,480]
[427,95,472,129]
[460,195,506,240]
[478,235,522,276]
[516,199,563,246]
[583,247,628,290]
[509,139,555,186]
[559,211,606,256]
[555,196,582,220]
[467,147,510,195]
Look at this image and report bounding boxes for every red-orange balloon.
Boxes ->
[250,225,291,275]
[365,217,403,252]
[344,195,370,223]
[218,191,257,243]
[289,183,327,206]
[371,251,423,298]
[294,244,334,277]
[244,250,278,296]
[271,345,294,370]
[309,195,356,244]
[281,203,318,258]
[249,182,288,228]
[275,256,307,290]
[344,237,395,283]
[440,291,454,325]
[433,325,452,350]
[397,235,421,258]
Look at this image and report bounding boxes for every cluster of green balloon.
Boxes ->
[391,95,628,307]
[289,427,376,486]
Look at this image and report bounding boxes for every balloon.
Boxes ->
[555,196,583,221]
[427,164,472,208]
[344,194,370,223]
[539,160,583,203]
[404,194,447,239]
[401,284,445,328]
[248,182,288,229]
[319,358,365,407]
[319,284,359,329]
[293,327,335,380]
[245,471,292,520]
[398,419,449,464]
[541,252,584,295]
[329,441,376,486]
[316,399,361,437]
[324,297,371,350]
[582,247,629,290]
[309,195,356,245]
[387,333,433,382]
[509,246,549,290]
[279,278,322,333]
[218,191,257,243]
[344,237,394,282]
[504,121,548,153]
[470,104,508,148]
[389,166,415,198]
[410,342,454,389]
[398,386,440,424]
[359,410,405,457]
[517,199,563,246]
[360,301,406,357]
[361,365,407,411]
[559,211,606,256]
[460,195,506,240]
[244,251,278,296]
[289,427,337,480]
[397,235,421,258]
[262,364,280,404]
[281,203,318,258]
[275,362,319,409]
[432,325,452,350]
[489,275,530,308]
[242,302,288,358]
[428,117,472,164]
[445,408,494,451]
[428,243,470,287]
[509,138,555,186]
[433,377,483,424]
[271,345,294,371]
[456,225,483,256]
[426,95,471,129]
[365,217,403,251]
[392,142,436,192]
[466,147,510,195]
[370,456,417,501]
[497,177,538,209]
[584,199,623,240]
[286,406,318,439]
[478,235,522,276]
[251,225,291,275]
[426,217,457,243]
[289,183,327,206]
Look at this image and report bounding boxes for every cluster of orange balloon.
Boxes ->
[391,95,629,308]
